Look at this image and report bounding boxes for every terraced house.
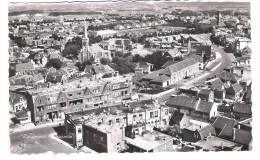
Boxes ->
[25,75,134,125]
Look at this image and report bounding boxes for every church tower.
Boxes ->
[79,21,91,63]
[217,11,222,26]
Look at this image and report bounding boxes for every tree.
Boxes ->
[143,51,172,70]
[132,54,144,62]
[45,58,63,70]
[62,44,81,59]
[100,58,110,65]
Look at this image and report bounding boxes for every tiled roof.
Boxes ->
[150,74,170,83]
[218,71,238,83]
[231,83,243,93]
[198,89,212,96]
[85,64,115,75]
[212,116,237,136]
[233,128,252,145]
[166,96,197,110]
[233,103,252,115]
[169,111,185,125]
[196,101,213,114]
[198,124,216,139]
[208,78,224,90]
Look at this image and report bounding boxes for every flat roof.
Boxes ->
[125,130,173,151]
[193,136,242,151]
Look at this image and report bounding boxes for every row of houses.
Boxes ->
[64,99,172,152]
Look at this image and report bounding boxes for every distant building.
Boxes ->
[141,55,203,88]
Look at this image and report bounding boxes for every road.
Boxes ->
[155,44,233,102]
[10,127,77,154]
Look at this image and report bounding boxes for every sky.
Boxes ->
[9,0,250,4]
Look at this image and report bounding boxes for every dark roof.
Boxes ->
[227,83,243,93]
[233,103,252,115]
[233,128,252,145]
[218,71,238,83]
[150,74,170,83]
[46,69,67,83]
[198,89,212,96]
[169,111,185,126]
[196,101,214,114]
[198,125,216,139]
[209,78,224,90]
[166,96,197,110]
[85,64,115,75]
[162,60,175,69]
[212,116,237,136]
[15,109,29,120]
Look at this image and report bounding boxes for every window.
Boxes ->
[37,106,44,112]
[77,92,81,95]
[133,115,136,121]
[60,102,66,107]
[139,114,143,119]
[108,120,112,125]
[165,109,168,115]
[150,112,154,118]
[68,94,72,97]
[78,128,82,133]
[116,118,120,123]
[155,111,158,117]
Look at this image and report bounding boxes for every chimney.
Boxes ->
[233,128,236,141]
[195,98,201,110]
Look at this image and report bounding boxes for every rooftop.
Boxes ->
[194,136,242,151]
[125,130,173,151]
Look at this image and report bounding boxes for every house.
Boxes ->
[9,92,28,113]
[12,62,35,76]
[84,63,118,79]
[225,83,244,101]
[243,86,251,104]
[212,116,237,139]
[233,128,252,150]
[218,71,238,84]
[165,96,218,122]
[207,78,226,102]
[169,110,190,129]
[45,69,69,84]
[198,89,214,102]
[14,109,31,124]
[233,103,252,121]
[89,43,112,61]
[168,48,182,58]
[134,61,153,75]
[27,75,133,125]
[141,55,203,88]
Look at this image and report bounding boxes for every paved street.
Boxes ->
[10,127,77,154]
[155,44,233,102]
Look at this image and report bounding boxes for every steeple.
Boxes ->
[79,21,91,63]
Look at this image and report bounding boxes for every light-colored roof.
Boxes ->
[125,131,173,151]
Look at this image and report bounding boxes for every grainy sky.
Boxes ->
[9,0,250,3]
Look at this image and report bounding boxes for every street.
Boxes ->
[10,127,77,154]
[155,44,233,102]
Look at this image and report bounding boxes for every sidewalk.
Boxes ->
[10,120,64,134]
